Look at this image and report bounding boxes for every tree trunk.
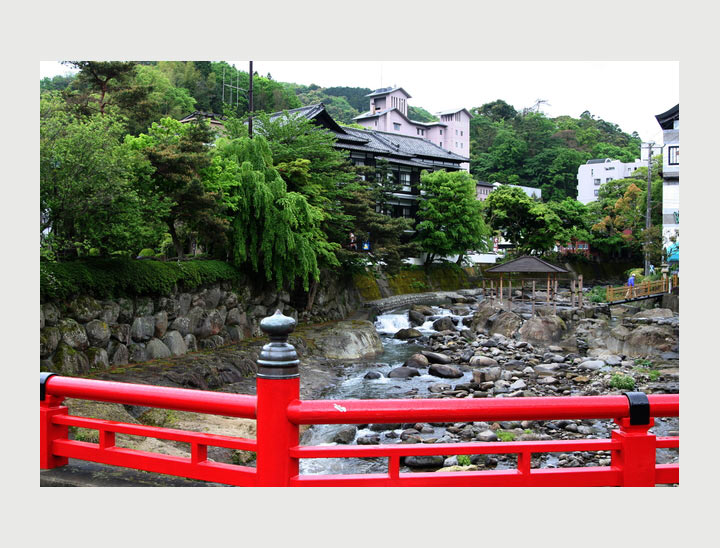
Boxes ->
[455,253,464,265]
[305,279,319,312]
[168,220,184,259]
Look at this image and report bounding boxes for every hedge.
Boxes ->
[40,258,244,301]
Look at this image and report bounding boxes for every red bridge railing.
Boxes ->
[41,310,679,487]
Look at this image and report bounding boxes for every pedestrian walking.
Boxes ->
[625,273,635,298]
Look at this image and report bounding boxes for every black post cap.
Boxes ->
[41,372,56,401]
[257,310,300,379]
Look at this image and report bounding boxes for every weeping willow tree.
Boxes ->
[206,135,339,290]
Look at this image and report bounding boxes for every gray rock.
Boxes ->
[111,324,132,345]
[433,317,455,331]
[162,331,187,356]
[110,343,129,366]
[534,363,561,376]
[51,343,89,375]
[509,379,527,390]
[68,296,102,323]
[170,316,192,337]
[477,430,498,442]
[199,335,225,350]
[468,355,498,368]
[387,366,420,378]
[40,326,61,358]
[157,297,181,320]
[579,359,605,370]
[85,319,111,347]
[41,303,61,326]
[154,311,169,339]
[394,328,422,340]
[131,316,155,342]
[40,307,45,329]
[333,425,357,444]
[184,334,198,352]
[128,343,148,364]
[117,298,135,323]
[404,455,445,468]
[429,364,463,378]
[225,307,243,326]
[197,309,226,339]
[405,353,429,368]
[98,301,120,325]
[364,371,382,379]
[356,435,381,445]
[146,338,172,359]
[58,318,89,350]
[408,309,426,326]
[86,347,109,371]
[421,351,452,364]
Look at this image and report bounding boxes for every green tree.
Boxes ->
[40,93,166,259]
[207,136,337,290]
[483,185,561,255]
[125,117,224,258]
[416,170,491,266]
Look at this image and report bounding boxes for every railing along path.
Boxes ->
[606,275,678,304]
[41,310,679,487]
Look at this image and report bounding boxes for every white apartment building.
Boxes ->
[655,104,679,246]
[576,157,646,204]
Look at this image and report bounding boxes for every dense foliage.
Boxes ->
[416,170,492,266]
[469,100,642,201]
[40,258,242,301]
[40,61,658,295]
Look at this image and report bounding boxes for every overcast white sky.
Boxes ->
[40,60,678,144]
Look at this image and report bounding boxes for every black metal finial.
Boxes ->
[257,310,300,379]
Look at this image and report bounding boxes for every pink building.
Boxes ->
[354,87,471,171]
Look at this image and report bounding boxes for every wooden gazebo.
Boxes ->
[483,256,571,314]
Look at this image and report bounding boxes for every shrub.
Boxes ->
[456,455,471,466]
[496,430,515,442]
[137,248,156,258]
[588,286,606,303]
[40,258,243,301]
[609,373,635,391]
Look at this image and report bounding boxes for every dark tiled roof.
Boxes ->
[655,104,679,130]
[485,256,569,274]
[344,127,469,162]
[476,180,494,188]
[366,86,412,98]
[587,158,611,164]
[435,107,473,118]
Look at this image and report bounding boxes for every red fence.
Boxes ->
[41,311,679,487]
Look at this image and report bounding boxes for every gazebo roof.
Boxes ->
[485,256,569,274]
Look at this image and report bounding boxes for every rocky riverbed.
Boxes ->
[54,291,679,480]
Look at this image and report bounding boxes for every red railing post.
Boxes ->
[255,311,301,487]
[611,392,657,486]
[40,373,69,470]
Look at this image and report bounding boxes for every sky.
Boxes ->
[40,60,678,144]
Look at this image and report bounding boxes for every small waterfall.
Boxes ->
[374,313,411,335]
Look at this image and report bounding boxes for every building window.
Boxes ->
[440,129,443,135]
[668,145,679,165]
[393,123,401,131]
[460,142,463,148]
[606,177,613,182]
[439,142,442,147]
[594,178,601,186]
[594,189,599,196]
[400,172,411,192]
[460,131,463,136]
[374,120,377,126]
[606,166,615,171]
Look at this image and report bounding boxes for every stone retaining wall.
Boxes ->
[40,273,362,376]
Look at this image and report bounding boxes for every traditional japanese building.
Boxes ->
[655,104,679,248]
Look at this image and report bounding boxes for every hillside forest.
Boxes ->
[40,61,664,293]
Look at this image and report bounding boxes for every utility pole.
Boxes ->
[644,142,654,276]
[248,61,254,139]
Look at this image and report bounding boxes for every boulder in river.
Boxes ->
[395,328,422,340]
[429,364,463,378]
[387,366,421,378]
[433,317,455,332]
[404,353,429,368]
[310,320,384,359]
[421,350,452,364]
